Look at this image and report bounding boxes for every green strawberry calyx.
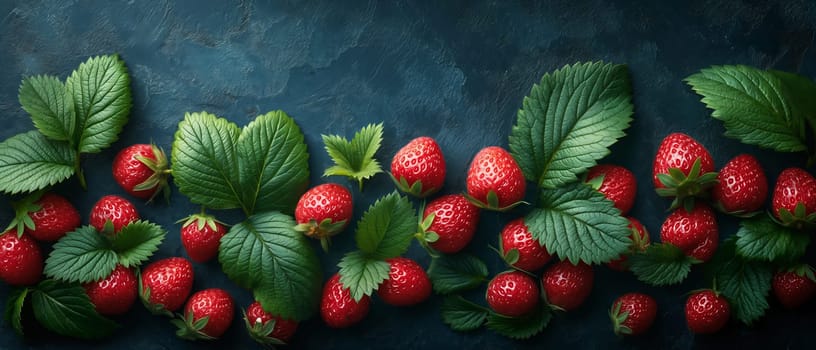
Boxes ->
[389,173,439,198]
[774,203,816,231]
[242,311,286,346]
[463,190,528,212]
[655,158,719,212]
[413,202,441,258]
[609,301,632,336]
[133,143,172,203]
[137,272,173,317]
[5,191,46,237]
[171,312,216,341]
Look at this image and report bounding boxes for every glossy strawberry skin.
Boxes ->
[321,274,370,328]
[183,289,235,338]
[140,257,194,313]
[113,144,167,199]
[181,217,227,263]
[587,164,637,216]
[610,292,658,336]
[89,195,140,234]
[486,271,540,317]
[685,290,731,334]
[660,203,718,262]
[245,301,299,343]
[377,257,432,306]
[466,146,526,209]
[294,183,353,238]
[772,269,816,309]
[771,167,816,220]
[0,231,43,286]
[712,154,767,213]
[390,136,446,197]
[83,265,138,316]
[652,133,714,189]
[607,217,651,271]
[500,218,551,271]
[25,193,81,242]
[424,194,480,254]
[542,261,594,311]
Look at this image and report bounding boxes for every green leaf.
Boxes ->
[735,215,810,263]
[31,279,118,339]
[171,111,243,211]
[440,295,489,332]
[509,61,633,188]
[237,110,310,215]
[525,182,631,264]
[110,220,166,268]
[354,191,417,259]
[66,54,132,154]
[768,70,816,127]
[219,212,322,321]
[630,243,695,286]
[4,288,28,337]
[685,65,806,152]
[0,131,76,195]
[19,75,75,142]
[44,226,118,284]
[338,251,390,302]
[427,254,489,295]
[707,239,772,325]
[486,305,552,340]
[322,123,384,190]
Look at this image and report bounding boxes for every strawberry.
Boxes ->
[772,264,816,309]
[485,271,539,317]
[542,260,594,311]
[607,217,650,271]
[174,288,235,340]
[771,167,816,228]
[112,143,170,201]
[586,164,637,216]
[465,146,526,211]
[377,257,432,306]
[6,192,80,242]
[499,218,551,272]
[652,133,717,211]
[139,257,194,315]
[294,183,353,251]
[244,301,299,345]
[711,154,767,215]
[422,194,480,254]
[89,195,140,234]
[685,289,730,334]
[609,292,658,336]
[320,273,370,328]
[179,213,227,263]
[83,264,138,316]
[0,230,43,286]
[660,203,718,262]
[390,136,446,198]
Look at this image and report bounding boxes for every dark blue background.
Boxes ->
[1,0,815,349]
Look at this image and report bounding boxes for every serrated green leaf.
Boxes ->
[110,220,166,268]
[707,239,772,325]
[219,212,322,321]
[630,243,694,286]
[355,191,417,259]
[66,54,132,154]
[685,65,805,152]
[428,254,489,295]
[338,251,390,302]
[769,70,816,128]
[509,61,633,188]
[4,287,28,337]
[31,279,118,339]
[237,110,309,215]
[44,226,118,284]
[735,215,810,263]
[19,75,75,142]
[322,123,384,189]
[0,131,76,195]
[486,305,551,340]
[441,295,489,332]
[171,111,243,211]
[525,182,630,265]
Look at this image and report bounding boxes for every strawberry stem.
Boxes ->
[74,152,87,190]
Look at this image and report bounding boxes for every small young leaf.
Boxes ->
[110,220,166,268]
[4,287,28,336]
[441,295,489,332]
[735,215,810,263]
[338,251,390,302]
[19,75,75,142]
[44,226,118,284]
[707,239,772,325]
[630,243,695,286]
[428,253,489,295]
[486,305,552,339]
[323,123,384,190]
[0,131,76,195]
[31,279,118,339]
[354,192,417,259]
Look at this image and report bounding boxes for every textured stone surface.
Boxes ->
[1,0,815,348]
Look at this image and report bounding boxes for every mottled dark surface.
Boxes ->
[1,0,815,349]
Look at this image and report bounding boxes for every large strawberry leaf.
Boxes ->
[0,131,76,195]
[338,251,390,302]
[441,295,489,332]
[322,123,384,191]
[630,243,696,286]
[44,226,118,284]
[706,239,772,325]
[353,191,416,259]
[428,253,489,295]
[4,288,28,336]
[31,279,118,339]
[110,220,166,268]
[509,62,633,189]
[486,304,552,339]
[735,215,810,263]
[19,75,75,143]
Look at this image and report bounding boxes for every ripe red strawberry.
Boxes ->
[6,192,80,242]
[180,213,227,263]
[390,136,446,198]
[0,231,43,286]
[711,154,767,215]
[422,194,480,254]
[609,292,658,336]
[500,218,551,271]
[139,257,194,315]
[652,133,717,211]
[685,289,730,334]
[466,146,526,211]
[586,164,637,216]
[83,264,138,316]
[542,260,594,311]
[607,217,651,271]
[294,183,353,251]
[771,167,816,227]
[486,271,540,317]
[377,257,432,306]
[112,143,170,201]
[174,288,235,340]
[244,301,299,345]
[89,195,140,234]
[772,265,816,309]
[660,203,718,262]
[321,273,370,328]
